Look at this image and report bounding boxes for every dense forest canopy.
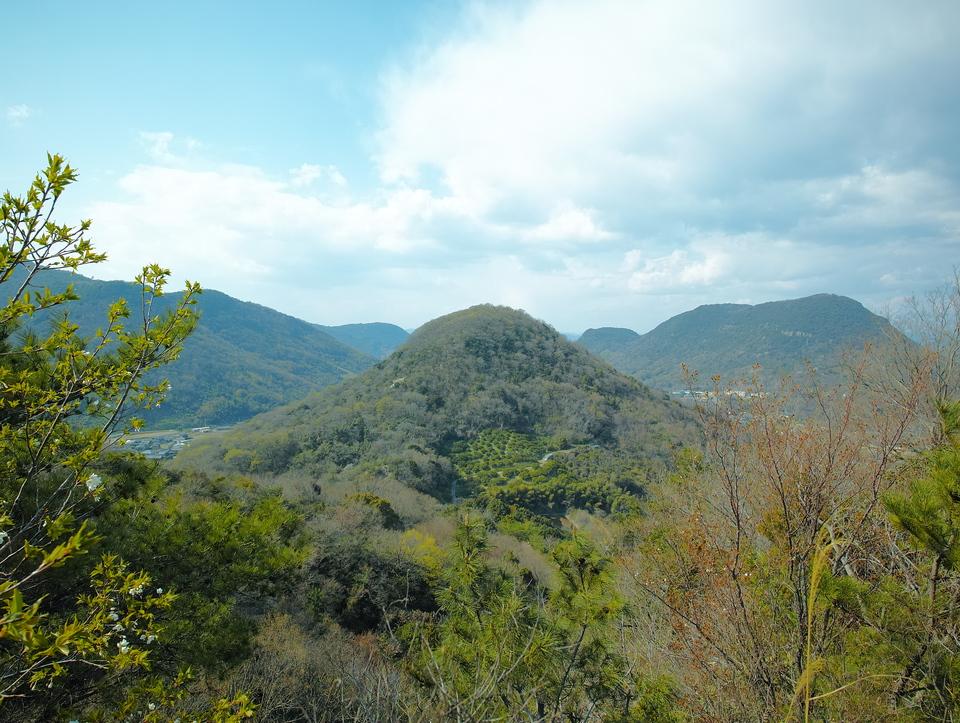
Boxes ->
[179,304,697,511]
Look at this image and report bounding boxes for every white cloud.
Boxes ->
[378,0,958,221]
[624,248,729,292]
[138,131,175,162]
[277,253,623,328]
[368,0,960,325]
[808,165,960,233]
[289,163,348,188]
[6,104,31,125]
[138,131,202,163]
[83,156,629,325]
[520,204,615,243]
[86,164,473,291]
[80,1,960,330]
[85,158,957,328]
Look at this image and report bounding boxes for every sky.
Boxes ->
[2,0,959,333]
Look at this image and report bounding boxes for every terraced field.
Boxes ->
[450,429,648,521]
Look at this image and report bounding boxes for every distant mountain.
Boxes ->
[179,305,697,511]
[317,322,409,359]
[576,327,640,355]
[579,294,901,390]
[5,270,376,427]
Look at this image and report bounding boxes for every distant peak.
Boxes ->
[580,326,641,341]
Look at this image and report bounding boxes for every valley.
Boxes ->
[5,227,951,720]
[3,4,958,712]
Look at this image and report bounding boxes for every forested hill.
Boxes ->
[5,269,377,427]
[580,293,901,390]
[316,322,409,359]
[179,304,697,507]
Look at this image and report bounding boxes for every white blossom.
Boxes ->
[85,473,103,492]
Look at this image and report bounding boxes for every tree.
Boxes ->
[882,401,960,716]
[867,270,960,446]
[626,357,932,720]
[0,155,251,718]
[404,515,649,722]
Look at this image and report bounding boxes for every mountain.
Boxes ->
[5,269,377,427]
[576,327,640,355]
[316,322,409,359]
[579,293,901,390]
[179,305,697,513]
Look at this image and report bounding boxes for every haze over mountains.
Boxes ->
[579,293,901,390]
[4,271,903,428]
[6,270,408,427]
[316,322,409,359]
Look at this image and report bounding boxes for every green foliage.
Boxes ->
[546,534,627,717]
[450,428,550,489]
[181,306,696,512]
[83,667,256,722]
[402,516,646,720]
[0,553,174,695]
[485,459,642,519]
[495,508,554,550]
[886,401,960,569]
[402,515,559,718]
[873,400,960,716]
[96,463,307,670]
[347,491,403,529]
[0,158,292,721]
[307,534,435,633]
[452,430,646,523]
[0,156,199,702]
[624,676,687,722]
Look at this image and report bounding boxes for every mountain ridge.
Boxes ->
[579,293,901,390]
[316,322,409,359]
[178,304,697,510]
[4,269,381,427]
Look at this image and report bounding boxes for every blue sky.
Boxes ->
[2,1,958,332]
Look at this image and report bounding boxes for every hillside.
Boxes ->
[317,322,409,359]
[579,293,901,390]
[5,269,377,427]
[179,304,697,513]
[575,326,640,355]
